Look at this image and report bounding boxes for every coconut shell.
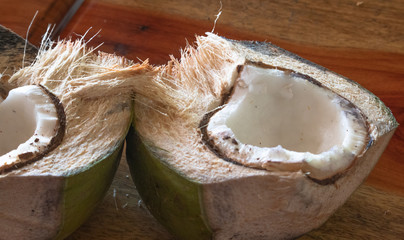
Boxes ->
[126,34,398,240]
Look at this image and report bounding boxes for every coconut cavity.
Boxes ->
[0,85,65,173]
[203,63,369,181]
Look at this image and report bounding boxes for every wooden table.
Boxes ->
[1,0,403,239]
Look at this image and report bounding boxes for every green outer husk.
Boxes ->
[126,125,212,240]
[54,142,123,240]
[55,91,134,239]
[55,102,133,239]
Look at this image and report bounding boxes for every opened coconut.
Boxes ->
[0,25,150,239]
[126,33,398,239]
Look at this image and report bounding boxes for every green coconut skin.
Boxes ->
[56,99,134,239]
[55,141,123,239]
[126,125,212,240]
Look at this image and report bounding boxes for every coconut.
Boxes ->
[126,33,398,239]
[0,25,151,239]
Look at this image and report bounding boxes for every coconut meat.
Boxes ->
[206,64,369,181]
[0,85,64,173]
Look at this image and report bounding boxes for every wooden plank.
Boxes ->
[94,0,404,54]
[60,1,215,65]
[0,0,79,46]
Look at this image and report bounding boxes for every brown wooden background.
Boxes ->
[1,0,403,239]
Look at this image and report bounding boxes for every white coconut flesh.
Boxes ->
[204,63,369,181]
[0,85,65,173]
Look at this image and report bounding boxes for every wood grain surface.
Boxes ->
[1,0,403,239]
[0,0,79,46]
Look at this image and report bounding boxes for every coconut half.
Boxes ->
[126,33,397,239]
[0,25,151,240]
